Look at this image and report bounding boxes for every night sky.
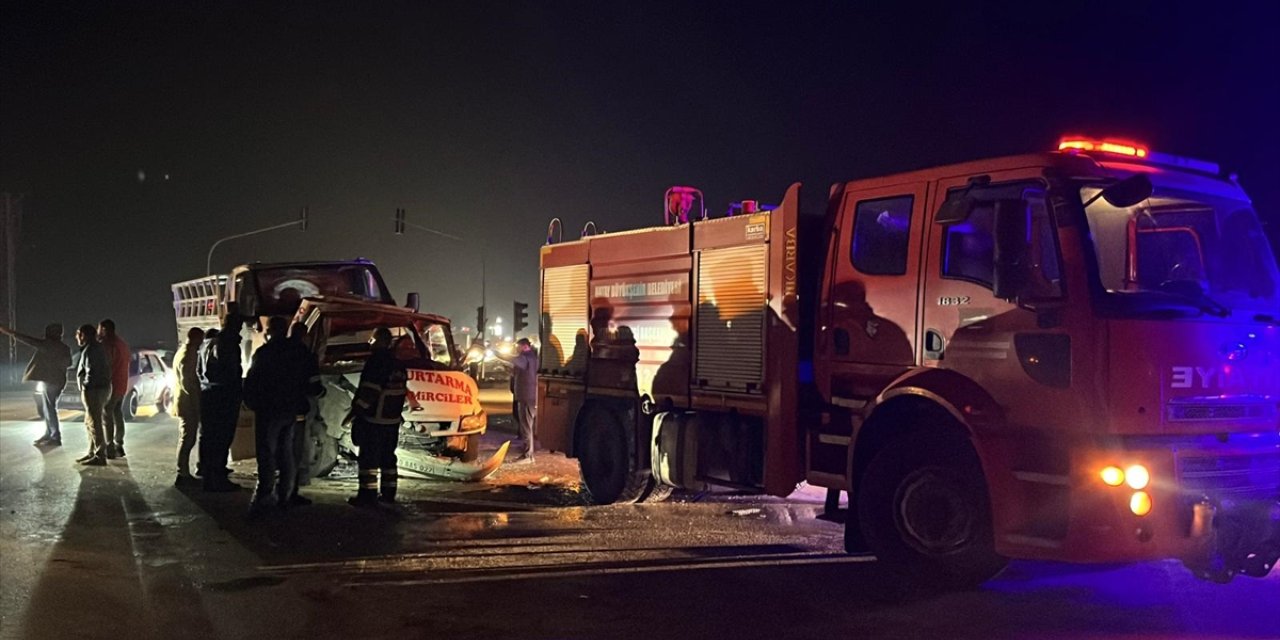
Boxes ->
[2,1,1278,354]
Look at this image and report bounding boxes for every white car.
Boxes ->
[36,348,173,421]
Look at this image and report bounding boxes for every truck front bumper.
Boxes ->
[406,411,487,438]
[991,434,1280,580]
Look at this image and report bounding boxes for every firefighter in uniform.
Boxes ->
[343,326,407,507]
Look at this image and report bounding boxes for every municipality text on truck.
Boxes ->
[536,136,1280,586]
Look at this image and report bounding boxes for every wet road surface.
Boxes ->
[1,391,1278,639]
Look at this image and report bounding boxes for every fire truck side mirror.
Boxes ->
[992,199,1031,302]
[1100,173,1153,208]
[405,292,420,312]
[935,195,975,224]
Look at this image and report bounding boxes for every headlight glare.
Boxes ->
[1130,491,1152,516]
[1124,464,1150,490]
[1100,466,1125,487]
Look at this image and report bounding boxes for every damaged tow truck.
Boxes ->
[293,296,508,482]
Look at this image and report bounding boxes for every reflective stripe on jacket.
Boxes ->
[351,349,406,426]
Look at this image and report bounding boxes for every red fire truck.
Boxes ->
[537,137,1280,586]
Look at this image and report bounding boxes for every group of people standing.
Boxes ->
[2,319,130,465]
[6,311,542,516]
[174,308,322,518]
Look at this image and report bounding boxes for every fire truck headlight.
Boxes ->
[1100,466,1125,486]
[1124,464,1150,490]
[1130,491,1152,516]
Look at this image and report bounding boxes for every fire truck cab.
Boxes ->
[538,138,1280,586]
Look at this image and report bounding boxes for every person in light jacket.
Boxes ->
[173,327,204,485]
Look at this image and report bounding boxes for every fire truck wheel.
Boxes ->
[578,406,649,505]
[856,432,1007,589]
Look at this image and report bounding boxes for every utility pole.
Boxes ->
[1,193,23,385]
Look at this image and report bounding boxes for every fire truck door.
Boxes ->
[919,173,1048,373]
[824,182,928,369]
[809,182,928,485]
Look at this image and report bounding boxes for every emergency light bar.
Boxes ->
[1058,137,1148,158]
[1057,136,1221,175]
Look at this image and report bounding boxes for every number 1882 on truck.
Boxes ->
[536,136,1280,587]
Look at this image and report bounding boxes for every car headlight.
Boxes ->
[460,412,487,431]
[35,381,46,392]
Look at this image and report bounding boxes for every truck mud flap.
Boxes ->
[396,440,511,482]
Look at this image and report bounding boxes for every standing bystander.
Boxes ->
[286,321,322,507]
[198,309,244,492]
[243,317,317,517]
[0,322,72,446]
[173,327,204,485]
[74,324,111,466]
[97,319,131,458]
[501,338,538,463]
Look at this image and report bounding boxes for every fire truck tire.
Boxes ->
[578,406,649,505]
[856,432,1007,588]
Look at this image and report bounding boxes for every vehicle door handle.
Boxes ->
[924,329,945,360]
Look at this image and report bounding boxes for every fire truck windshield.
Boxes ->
[1081,185,1280,317]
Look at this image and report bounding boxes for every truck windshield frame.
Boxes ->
[253,264,394,311]
[1076,181,1280,317]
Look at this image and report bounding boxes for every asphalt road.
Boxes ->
[1,391,1278,640]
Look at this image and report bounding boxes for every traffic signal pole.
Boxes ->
[205,207,308,275]
[393,208,484,340]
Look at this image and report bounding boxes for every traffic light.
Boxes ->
[476,305,487,341]
[299,205,309,232]
[513,301,528,334]
[394,208,406,235]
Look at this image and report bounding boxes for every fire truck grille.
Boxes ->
[1176,451,1280,502]
[1167,403,1273,422]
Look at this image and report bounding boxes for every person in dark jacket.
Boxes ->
[74,324,111,466]
[243,317,320,517]
[0,322,72,446]
[343,326,407,507]
[499,338,539,463]
[285,321,322,507]
[198,309,244,492]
